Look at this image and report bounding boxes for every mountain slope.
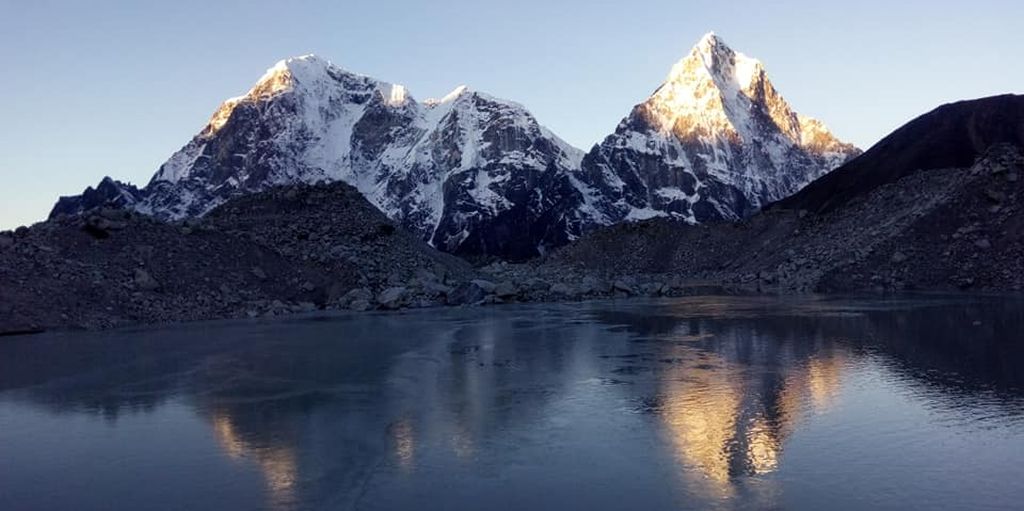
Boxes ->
[5,181,481,332]
[575,32,859,225]
[775,94,1024,213]
[549,96,1024,293]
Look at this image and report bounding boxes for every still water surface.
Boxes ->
[1,295,1023,510]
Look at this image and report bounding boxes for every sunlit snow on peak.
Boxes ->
[386,84,409,106]
[426,85,471,107]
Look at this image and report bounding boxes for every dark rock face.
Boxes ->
[400,92,586,260]
[436,158,586,260]
[50,177,143,219]
[775,94,1024,214]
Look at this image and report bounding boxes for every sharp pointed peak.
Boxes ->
[697,31,724,47]
[661,31,764,87]
[690,31,738,61]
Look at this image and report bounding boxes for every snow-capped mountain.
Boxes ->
[51,33,857,259]
[52,55,585,259]
[575,32,859,224]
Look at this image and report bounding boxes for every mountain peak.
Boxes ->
[249,54,334,96]
[648,32,847,155]
[695,31,724,53]
[664,33,762,90]
[581,32,860,225]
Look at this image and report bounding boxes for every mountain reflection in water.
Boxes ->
[1,295,1022,511]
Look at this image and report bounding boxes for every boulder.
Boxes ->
[336,287,373,307]
[377,286,408,310]
[612,279,637,295]
[349,299,373,312]
[640,283,663,296]
[549,283,577,297]
[470,279,497,294]
[133,268,161,292]
[448,282,487,305]
[420,281,454,297]
[580,276,612,295]
[523,278,550,292]
[494,281,518,299]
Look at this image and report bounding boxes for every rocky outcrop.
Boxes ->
[50,177,144,219]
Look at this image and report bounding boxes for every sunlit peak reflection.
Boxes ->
[212,414,247,461]
[390,419,416,471]
[806,355,845,410]
[746,417,781,474]
[657,343,849,492]
[660,355,741,492]
[209,411,298,510]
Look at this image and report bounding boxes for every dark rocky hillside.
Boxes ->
[4,181,700,335]
[775,94,1024,213]
[203,182,474,287]
[0,209,336,332]
[1,182,479,333]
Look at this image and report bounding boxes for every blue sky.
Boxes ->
[1,0,1022,229]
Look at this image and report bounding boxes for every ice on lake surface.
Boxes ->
[2,295,1023,510]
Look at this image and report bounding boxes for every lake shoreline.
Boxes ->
[4,284,1018,339]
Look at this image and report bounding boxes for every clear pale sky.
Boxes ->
[1,0,1021,229]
